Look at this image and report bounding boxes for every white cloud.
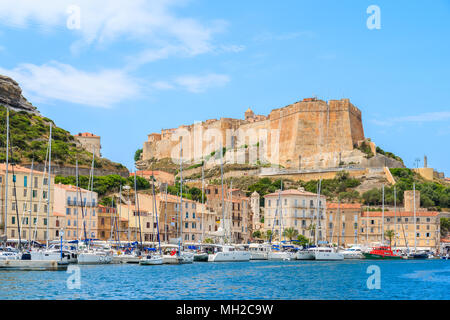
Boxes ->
[0,0,232,65]
[174,74,230,93]
[0,62,139,108]
[253,31,315,43]
[372,111,450,126]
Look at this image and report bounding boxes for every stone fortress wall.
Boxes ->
[142,97,402,170]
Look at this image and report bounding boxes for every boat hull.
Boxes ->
[194,253,209,262]
[208,251,250,262]
[314,252,344,261]
[250,252,268,260]
[267,252,294,261]
[163,255,183,264]
[362,253,403,260]
[295,251,315,260]
[78,252,112,264]
[140,257,163,265]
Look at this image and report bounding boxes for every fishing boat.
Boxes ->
[207,244,250,262]
[340,245,364,259]
[249,243,271,260]
[363,246,403,260]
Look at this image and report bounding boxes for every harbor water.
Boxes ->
[0,259,449,300]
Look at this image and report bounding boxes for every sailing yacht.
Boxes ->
[161,244,183,264]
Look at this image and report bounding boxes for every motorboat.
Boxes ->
[313,246,344,260]
[161,245,183,264]
[362,246,403,260]
[208,245,250,262]
[407,251,429,259]
[248,243,271,260]
[30,244,78,264]
[267,244,296,261]
[340,246,364,259]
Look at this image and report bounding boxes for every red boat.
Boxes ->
[363,246,403,260]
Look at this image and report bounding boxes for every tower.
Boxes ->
[250,191,260,230]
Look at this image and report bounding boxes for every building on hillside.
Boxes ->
[0,164,55,243]
[53,183,98,241]
[263,188,327,242]
[74,132,101,158]
[326,203,361,247]
[116,202,152,243]
[250,191,262,232]
[130,170,175,186]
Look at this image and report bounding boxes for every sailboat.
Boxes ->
[312,180,344,261]
[140,165,163,265]
[77,148,112,264]
[207,148,250,262]
[267,181,295,261]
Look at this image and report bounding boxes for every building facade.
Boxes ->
[74,132,101,158]
[326,203,361,247]
[263,188,326,242]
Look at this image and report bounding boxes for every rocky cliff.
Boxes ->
[0,75,38,114]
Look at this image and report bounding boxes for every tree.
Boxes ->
[134,149,143,162]
[283,227,298,241]
[252,230,262,239]
[204,238,213,244]
[307,223,316,239]
[441,217,450,237]
[264,230,273,241]
[296,234,310,247]
[384,229,395,247]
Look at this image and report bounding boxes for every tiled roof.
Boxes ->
[75,132,99,138]
[264,189,321,198]
[0,163,49,175]
[327,203,362,209]
[361,211,439,217]
[55,183,93,193]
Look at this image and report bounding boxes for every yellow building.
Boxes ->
[326,203,361,247]
[0,164,55,244]
[359,211,440,251]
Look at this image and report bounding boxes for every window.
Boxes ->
[56,220,60,227]
[23,189,27,197]
[44,205,47,213]
[146,222,150,228]
[56,230,59,237]
[268,200,271,207]
[192,234,195,240]
[43,178,48,185]
[44,218,47,226]
[92,210,95,217]
[426,233,430,238]
[11,216,15,225]
[193,212,196,219]
[185,222,188,229]
[185,212,188,219]
[185,203,188,209]
[426,218,430,222]
[24,176,27,187]
[43,191,47,199]
[192,222,196,228]
[67,220,71,226]
[33,218,37,225]
[11,202,16,210]
[66,208,71,215]
[34,177,38,188]
[33,190,37,198]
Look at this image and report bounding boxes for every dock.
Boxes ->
[0,260,68,271]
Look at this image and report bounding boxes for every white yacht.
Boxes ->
[313,246,344,260]
[267,250,295,261]
[295,247,316,260]
[340,246,364,259]
[30,244,78,264]
[208,245,250,262]
[249,243,271,260]
[161,245,184,264]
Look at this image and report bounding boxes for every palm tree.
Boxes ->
[307,223,316,239]
[384,229,395,248]
[265,230,273,242]
[283,227,298,241]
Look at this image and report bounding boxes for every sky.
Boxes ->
[0,0,448,175]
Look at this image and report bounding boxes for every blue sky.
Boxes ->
[0,0,448,175]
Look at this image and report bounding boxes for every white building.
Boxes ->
[263,188,326,242]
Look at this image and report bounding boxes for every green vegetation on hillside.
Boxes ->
[441,217,450,237]
[376,146,404,164]
[134,149,143,162]
[356,141,374,158]
[0,106,127,172]
[361,168,449,210]
[166,182,206,203]
[55,174,150,197]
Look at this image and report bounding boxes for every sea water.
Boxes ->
[0,259,448,300]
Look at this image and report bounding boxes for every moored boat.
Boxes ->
[208,245,250,262]
[362,246,403,260]
[313,246,344,261]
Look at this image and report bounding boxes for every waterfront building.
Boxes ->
[326,203,362,247]
[97,204,129,242]
[204,185,251,243]
[0,164,55,243]
[263,188,326,242]
[53,183,98,241]
[130,170,175,187]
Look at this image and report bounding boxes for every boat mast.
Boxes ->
[3,108,9,243]
[118,185,122,246]
[164,184,167,243]
[314,179,322,246]
[201,159,205,242]
[75,159,79,250]
[220,146,225,244]
[269,186,282,244]
[134,170,143,250]
[394,186,397,248]
[230,180,233,243]
[337,197,341,247]
[87,148,95,244]
[279,180,283,243]
[151,168,162,255]
[28,159,34,249]
[46,123,52,248]
[413,183,417,253]
[179,137,183,249]
[381,184,385,246]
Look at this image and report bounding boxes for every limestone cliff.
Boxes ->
[0,75,38,114]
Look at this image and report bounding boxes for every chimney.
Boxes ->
[424,155,428,168]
